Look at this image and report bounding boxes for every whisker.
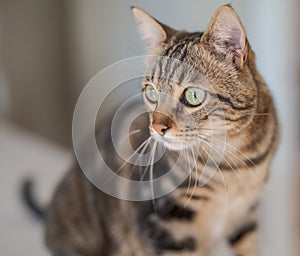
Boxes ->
[197,141,229,201]
[139,140,155,182]
[183,148,192,204]
[201,136,262,184]
[103,137,152,186]
[247,113,269,116]
[150,142,158,211]
[222,147,262,184]
[130,138,152,179]
[114,137,152,176]
[211,137,260,171]
[198,138,247,186]
[184,146,199,208]
[119,129,142,145]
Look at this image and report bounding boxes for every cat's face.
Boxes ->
[133,6,258,151]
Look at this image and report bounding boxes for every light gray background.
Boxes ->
[0,0,299,255]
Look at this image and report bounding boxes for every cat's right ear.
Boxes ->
[202,5,248,66]
[131,7,176,48]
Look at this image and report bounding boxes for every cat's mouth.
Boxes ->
[150,128,188,151]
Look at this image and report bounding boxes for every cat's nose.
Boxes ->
[152,122,171,135]
[152,112,175,136]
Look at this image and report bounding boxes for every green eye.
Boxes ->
[145,84,158,103]
[184,88,205,106]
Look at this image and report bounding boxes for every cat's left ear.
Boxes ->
[132,7,177,48]
[203,5,248,66]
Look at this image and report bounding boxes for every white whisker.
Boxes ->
[198,141,229,202]
[209,137,262,184]
[150,141,158,211]
[115,137,152,175]
[119,129,142,145]
[184,146,199,208]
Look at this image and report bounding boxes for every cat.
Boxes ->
[44,5,279,256]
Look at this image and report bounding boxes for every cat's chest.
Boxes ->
[136,181,259,256]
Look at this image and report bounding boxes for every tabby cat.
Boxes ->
[45,5,279,256]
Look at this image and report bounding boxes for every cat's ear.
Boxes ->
[131,7,176,47]
[203,5,248,65]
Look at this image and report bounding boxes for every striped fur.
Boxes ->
[45,5,279,256]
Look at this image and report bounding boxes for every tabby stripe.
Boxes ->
[244,125,277,166]
[180,178,215,191]
[164,43,178,57]
[162,43,187,82]
[152,32,204,84]
[156,202,196,221]
[178,67,186,84]
[209,92,252,111]
[165,56,178,80]
[202,106,224,120]
[166,43,186,58]
[179,33,202,62]
[212,114,249,122]
[157,57,164,80]
[158,236,196,252]
[184,193,209,201]
[229,221,257,245]
[169,38,201,81]
[243,113,272,152]
[153,231,196,253]
[179,45,189,62]
[150,67,156,81]
[168,45,188,79]
[196,154,240,171]
[147,217,196,253]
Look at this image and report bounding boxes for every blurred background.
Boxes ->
[0,0,299,255]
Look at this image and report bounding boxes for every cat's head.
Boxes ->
[132,5,257,151]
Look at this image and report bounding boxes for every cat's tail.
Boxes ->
[21,179,46,221]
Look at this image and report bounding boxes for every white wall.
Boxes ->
[0,0,69,144]
[238,1,299,255]
[0,6,11,117]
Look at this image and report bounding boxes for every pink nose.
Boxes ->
[152,123,169,135]
[152,112,174,135]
